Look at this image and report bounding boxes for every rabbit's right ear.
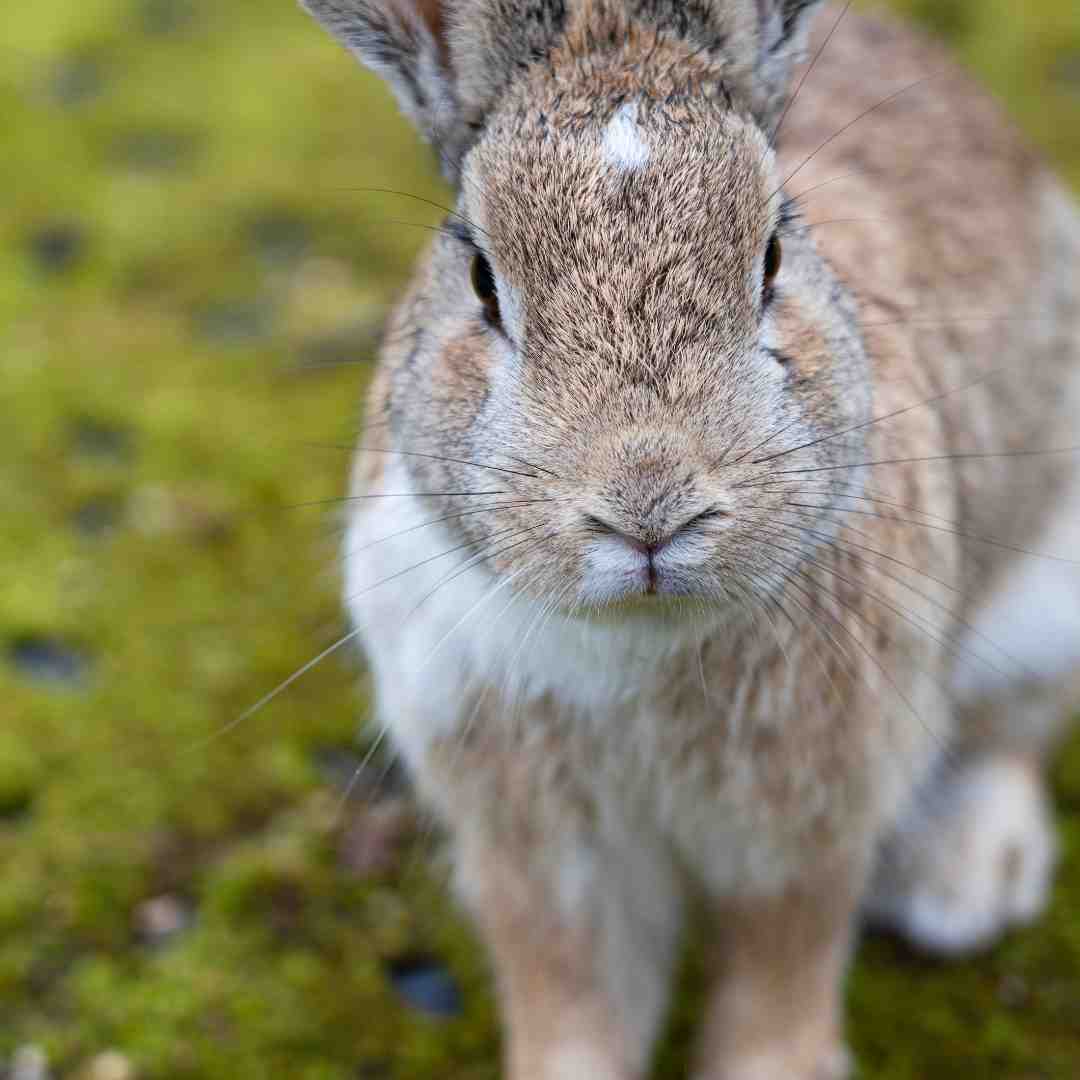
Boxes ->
[301,1,463,173]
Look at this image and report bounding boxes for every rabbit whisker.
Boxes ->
[334,722,393,821]
[761,483,979,532]
[750,368,1007,465]
[767,0,854,151]
[330,186,492,239]
[185,625,364,755]
[789,517,1036,684]
[402,526,553,622]
[784,170,864,207]
[766,520,1019,687]
[289,490,509,509]
[196,525,541,750]
[343,500,563,558]
[770,73,941,201]
[769,445,1080,475]
[759,549,950,752]
[304,442,546,480]
[496,452,564,480]
[778,216,887,236]
[777,499,1080,566]
[725,416,804,465]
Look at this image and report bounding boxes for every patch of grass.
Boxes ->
[2,1,1078,1076]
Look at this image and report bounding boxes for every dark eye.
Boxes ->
[763,233,782,298]
[470,253,501,326]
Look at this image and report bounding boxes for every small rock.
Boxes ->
[8,636,90,689]
[10,1045,51,1080]
[386,956,463,1018]
[338,799,415,878]
[47,54,106,106]
[247,211,311,267]
[81,1051,136,1080]
[134,894,193,946]
[29,223,87,275]
[71,496,124,537]
[71,417,135,463]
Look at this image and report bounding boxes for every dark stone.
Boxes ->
[71,496,124,537]
[193,300,272,346]
[136,0,197,35]
[8,636,91,690]
[28,224,87,275]
[0,786,33,822]
[47,55,106,106]
[71,417,135,463]
[355,1064,391,1079]
[110,128,201,172]
[386,955,463,1018]
[247,211,311,267]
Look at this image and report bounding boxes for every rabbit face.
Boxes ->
[390,83,871,615]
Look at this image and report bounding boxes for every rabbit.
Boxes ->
[300,1,1080,1076]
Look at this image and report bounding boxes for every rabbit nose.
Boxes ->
[585,515,669,555]
[584,506,725,554]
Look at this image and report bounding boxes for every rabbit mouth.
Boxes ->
[576,534,721,610]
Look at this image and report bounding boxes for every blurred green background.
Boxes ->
[3,1,1080,1077]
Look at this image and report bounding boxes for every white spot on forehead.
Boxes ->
[602,102,650,173]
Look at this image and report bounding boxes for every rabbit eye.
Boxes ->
[763,233,782,298]
[470,254,501,326]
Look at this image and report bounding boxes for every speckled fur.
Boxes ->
[304,2,1080,1076]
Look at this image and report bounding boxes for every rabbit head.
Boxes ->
[304,0,872,614]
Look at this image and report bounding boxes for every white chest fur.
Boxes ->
[343,464,705,757]
[341,464,927,895]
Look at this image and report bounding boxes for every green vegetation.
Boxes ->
[2,1,1078,1076]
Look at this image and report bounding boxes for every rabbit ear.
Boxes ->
[751,0,828,126]
[301,1,464,173]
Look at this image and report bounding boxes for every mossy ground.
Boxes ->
[2,1,1079,1077]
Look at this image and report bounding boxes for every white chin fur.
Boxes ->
[343,463,714,762]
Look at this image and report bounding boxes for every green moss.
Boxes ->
[2,0,1079,1076]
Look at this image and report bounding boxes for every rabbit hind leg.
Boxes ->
[866,637,1080,954]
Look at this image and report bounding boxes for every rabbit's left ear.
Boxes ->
[750,0,828,127]
[301,1,464,173]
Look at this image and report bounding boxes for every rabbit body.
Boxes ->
[306,1,1080,1076]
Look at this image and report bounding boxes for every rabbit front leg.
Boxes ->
[453,820,684,1080]
[692,862,865,1080]
[424,722,686,1080]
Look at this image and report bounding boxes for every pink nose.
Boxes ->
[584,504,726,554]
[583,515,675,556]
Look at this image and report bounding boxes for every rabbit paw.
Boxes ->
[700,1043,852,1080]
[868,757,1058,954]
